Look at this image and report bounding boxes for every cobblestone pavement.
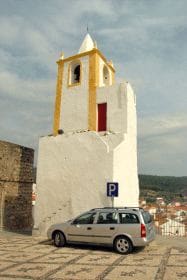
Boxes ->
[0,233,186,279]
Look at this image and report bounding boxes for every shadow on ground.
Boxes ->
[39,239,146,254]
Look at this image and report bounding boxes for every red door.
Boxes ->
[98,103,107,131]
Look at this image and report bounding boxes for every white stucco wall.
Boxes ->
[113,84,139,206]
[97,82,128,133]
[34,133,138,234]
[60,56,89,132]
[34,132,113,234]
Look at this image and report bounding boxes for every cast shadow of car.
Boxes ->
[39,239,146,254]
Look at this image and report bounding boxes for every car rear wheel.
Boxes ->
[53,231,66,247]
[114,236,133,254]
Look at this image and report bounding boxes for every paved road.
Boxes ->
[0,232,186,279]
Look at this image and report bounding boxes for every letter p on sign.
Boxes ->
[107,182,119,197]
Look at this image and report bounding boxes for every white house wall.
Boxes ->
[161,220,185,236]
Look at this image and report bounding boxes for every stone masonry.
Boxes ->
[0,140,34,231]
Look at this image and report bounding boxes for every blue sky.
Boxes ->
[0,0,187,176]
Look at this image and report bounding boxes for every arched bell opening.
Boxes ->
[69,61,81,85]
[103,65,110,86]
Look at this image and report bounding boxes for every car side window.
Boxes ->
[73,212,96,225]
[119,213,140,224]
[96,212,118,224]
[142,211,152,224]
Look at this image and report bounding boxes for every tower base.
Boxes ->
[34,131,139,234]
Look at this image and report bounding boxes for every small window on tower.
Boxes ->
[103,65,110,86]
[69,61,81,86]
[74,65,80,82]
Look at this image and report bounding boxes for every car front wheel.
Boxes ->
[114,236,133,254]
[53,231,66,247]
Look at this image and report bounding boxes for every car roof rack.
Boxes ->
[90,207,144,211]
[104,207,143,209]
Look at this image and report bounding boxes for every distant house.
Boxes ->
[156,197,165,206]
[139,199,146,207]
[175,210,187,220]
[174,205,187,216]
[160,218,186,237]
[144,205,159,220]
[156,197,163,202]
[148,207,157,214]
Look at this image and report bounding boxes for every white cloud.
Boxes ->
[138,115,187,138]
[0,70,54,102]
[138,114,187,175]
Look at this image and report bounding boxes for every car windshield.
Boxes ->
[142,211,152,224]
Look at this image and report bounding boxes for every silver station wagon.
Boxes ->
[47,207,155,254]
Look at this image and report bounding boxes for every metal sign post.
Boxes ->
[111,196,114,208]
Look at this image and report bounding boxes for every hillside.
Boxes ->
[139,175,187,203]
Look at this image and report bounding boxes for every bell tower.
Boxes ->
[53,33,115,135]
[34,33,139,235]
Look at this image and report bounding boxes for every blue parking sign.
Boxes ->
[107,182,119,197]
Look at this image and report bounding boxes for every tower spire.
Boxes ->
[78,33,94,53]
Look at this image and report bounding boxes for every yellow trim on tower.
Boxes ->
[53,60,64,135]
[88,50,99,131]
[57,49,115,73]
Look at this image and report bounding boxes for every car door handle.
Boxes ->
[87,227,92,230]
[110,227,115,230]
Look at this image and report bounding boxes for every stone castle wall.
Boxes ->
[0,140,34,231]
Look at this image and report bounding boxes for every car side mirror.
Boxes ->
[72,219,78,225]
